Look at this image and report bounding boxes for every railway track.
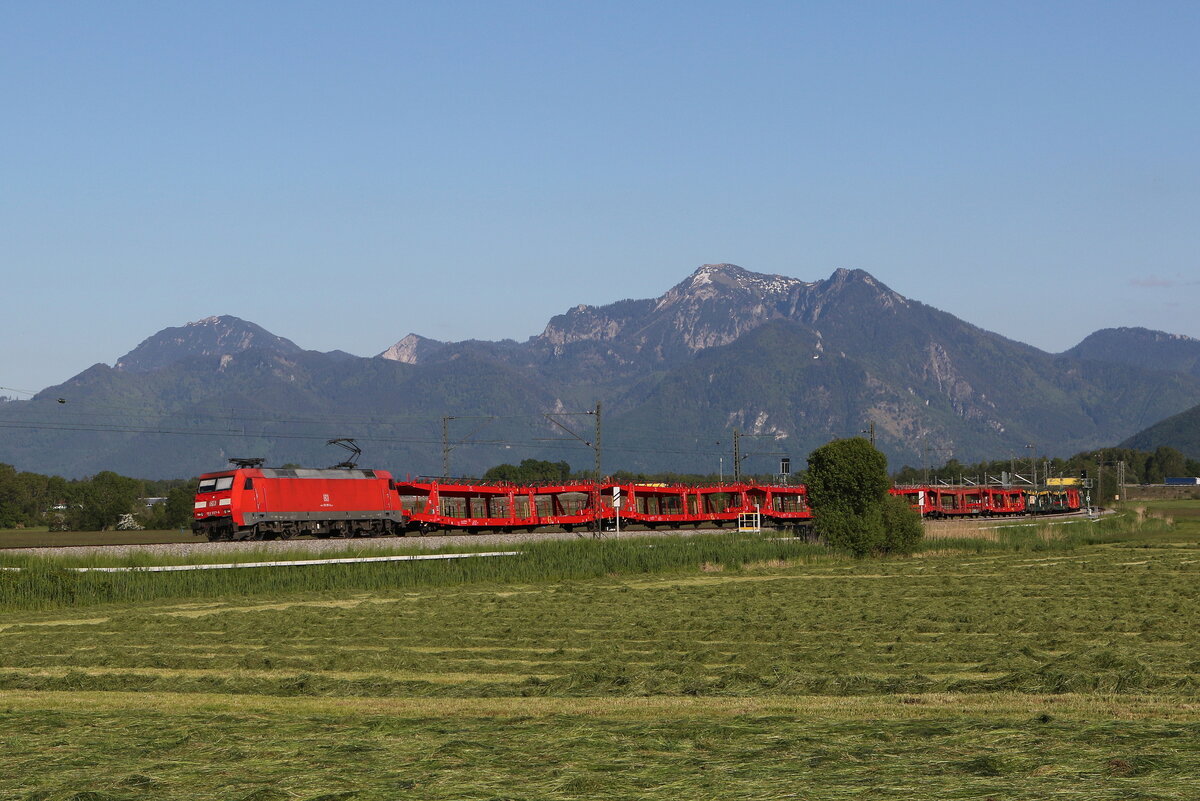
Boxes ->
[2,525,742,560]
[5,509,1095,561]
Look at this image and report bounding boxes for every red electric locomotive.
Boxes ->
[193,461,404,541]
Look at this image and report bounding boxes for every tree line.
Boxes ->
[0,464,196,531]
[892,446,1199,489]
[481,458,791,486]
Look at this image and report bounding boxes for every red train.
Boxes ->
[889,485,1081,518]
[193,466,405,541]
[193,464,1081,541]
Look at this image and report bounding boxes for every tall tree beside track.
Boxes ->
[806,437,922,556]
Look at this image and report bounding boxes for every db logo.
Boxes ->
[323,494,330,502]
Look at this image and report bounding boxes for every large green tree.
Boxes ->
[806,437,922,556]
[66,471,143,531]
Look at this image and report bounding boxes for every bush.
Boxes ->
[815,505,885,557]
[806,437,922,557]
[880,493,923,555]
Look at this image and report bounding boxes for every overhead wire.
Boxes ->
[8,393,553,432]
[0,419,733,457]
[0,386,41,398]
[1,385,786,464]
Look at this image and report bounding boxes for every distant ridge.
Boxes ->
[1122,402,1200,459]
[4,264,1200,478]
[1063,327,1200,378]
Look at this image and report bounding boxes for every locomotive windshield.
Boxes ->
[197,476,234,493]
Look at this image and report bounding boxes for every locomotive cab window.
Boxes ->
[243,477,254,490]
[215,476,234,492]
[198,478,217,493]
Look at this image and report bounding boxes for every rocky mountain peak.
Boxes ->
[114,315,303,373]
[378,333,445,364]
[817,267,897,295]
[796,267,911,321]
[532,264,911,358]
[659,263,813,310]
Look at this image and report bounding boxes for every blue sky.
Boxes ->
[3,1,1198,394]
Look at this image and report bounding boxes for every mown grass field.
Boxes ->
[0,507,1197,800]
[0,528,196,549]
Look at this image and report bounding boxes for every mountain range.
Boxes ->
[3,264,1200,478]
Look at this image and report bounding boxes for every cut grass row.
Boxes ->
[2,696,1198,800]
[2,535,1196,701]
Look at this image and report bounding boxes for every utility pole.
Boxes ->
[732,429,741,482]
[593,401,602,480]
[441,415,496,479]
[442,417,449,478]
[542,404,601,475]
[592,401,602,538]
[543,403,603,537]
[730,428,786,482]
[862,422,876,447]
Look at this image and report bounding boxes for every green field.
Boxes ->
[1,507,1197,799]
[0,528,196,549]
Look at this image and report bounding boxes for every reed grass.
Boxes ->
[1,510,1176,611]
[0,534,834,611]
